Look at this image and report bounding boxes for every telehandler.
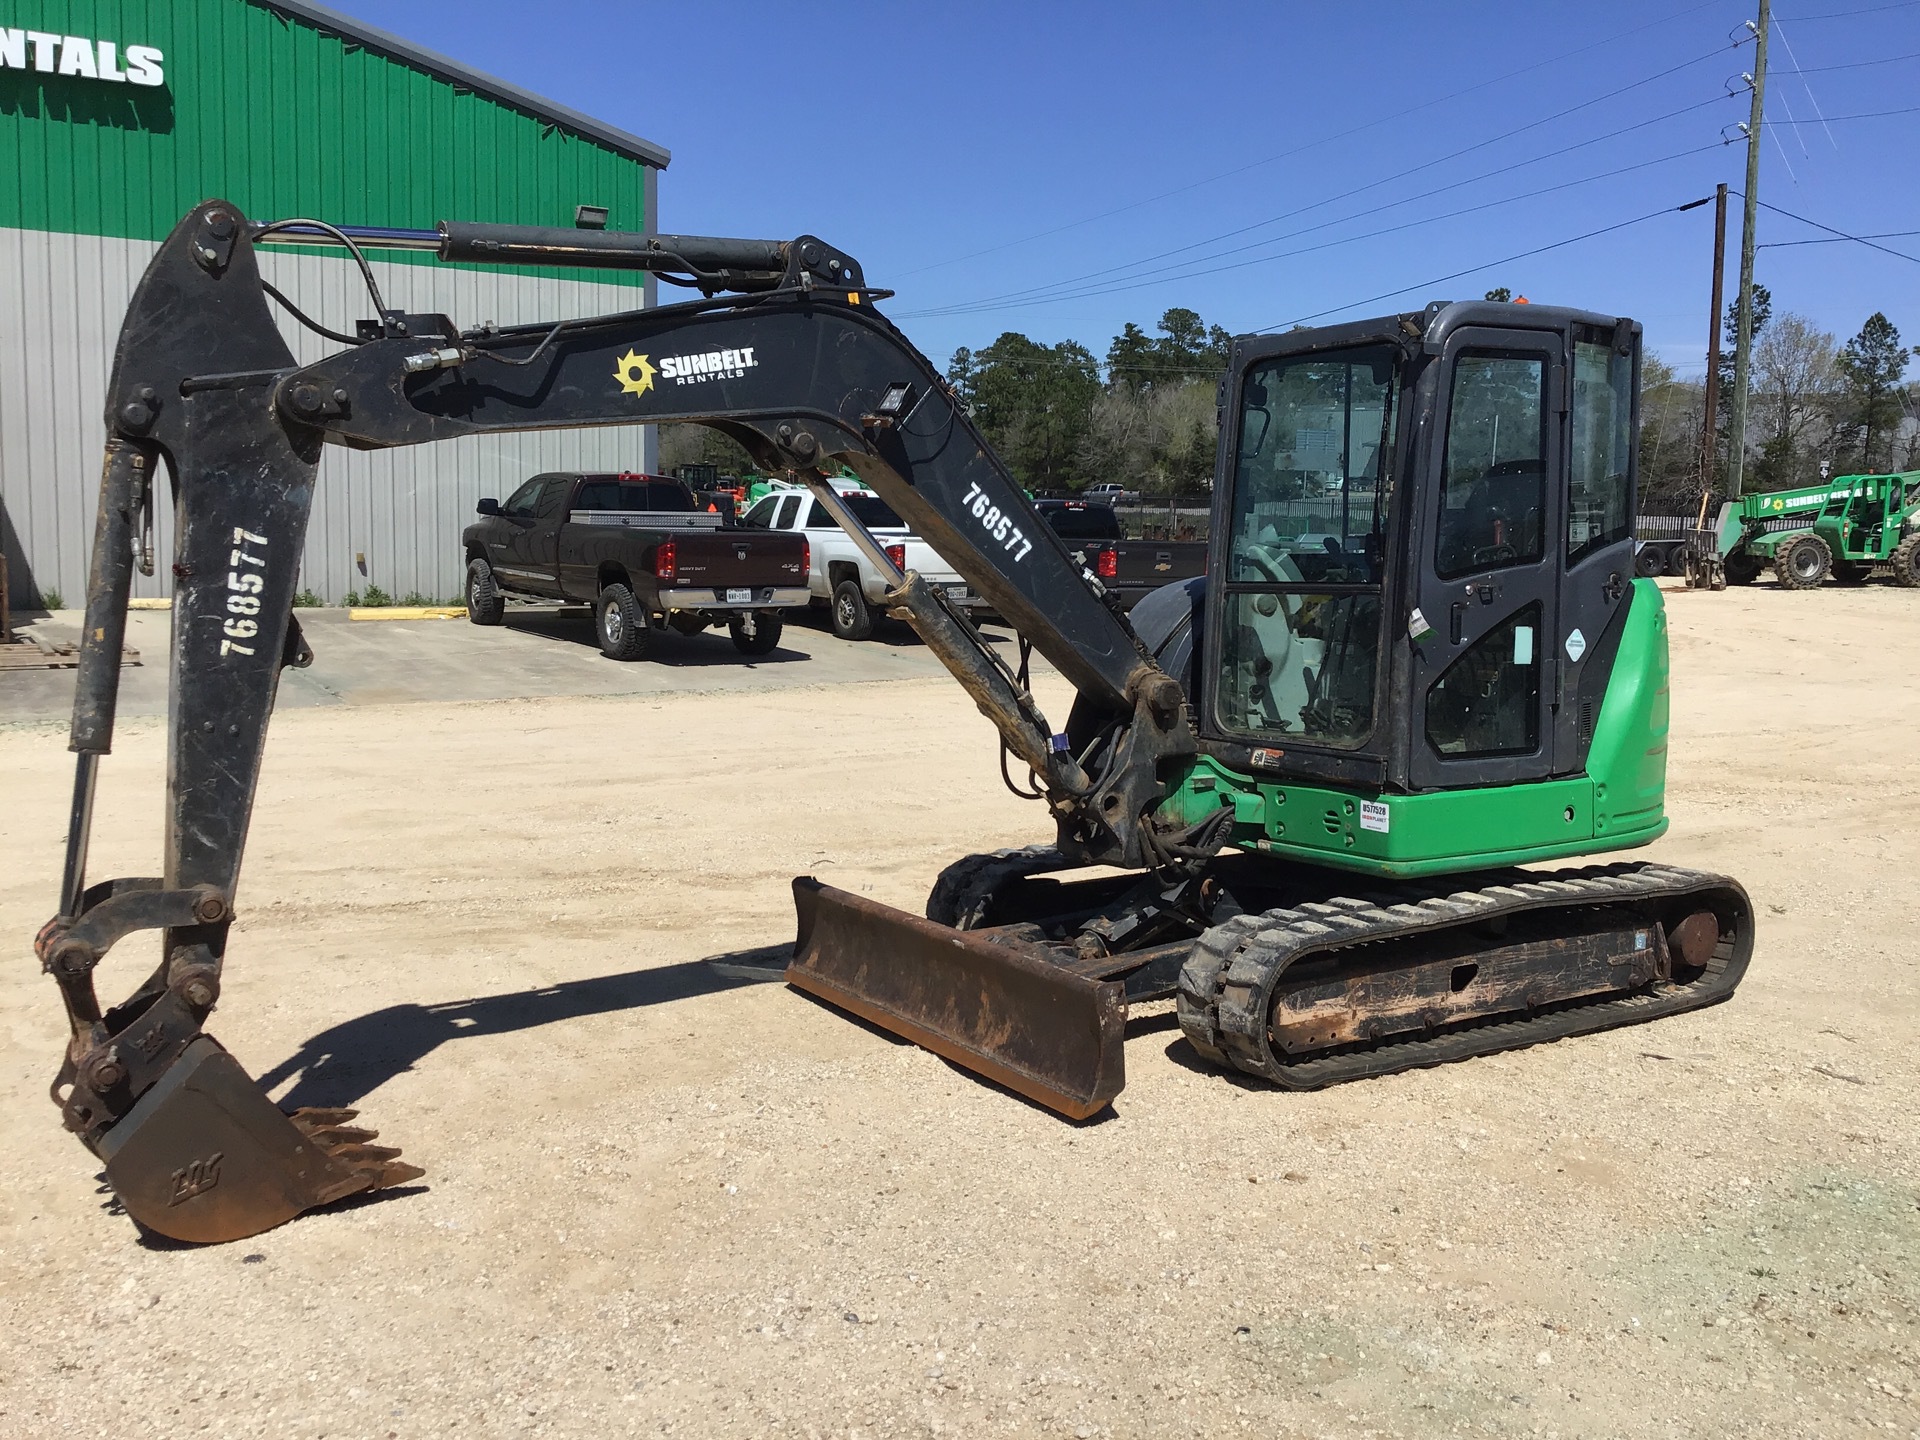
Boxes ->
[37,203,1753,1243]
[1710,471,1920,589]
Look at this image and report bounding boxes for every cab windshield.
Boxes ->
[1216,345,1398,749]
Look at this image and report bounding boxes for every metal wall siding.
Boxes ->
[0,0,651,264]
[0,228,657,608]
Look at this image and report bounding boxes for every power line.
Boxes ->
[890,0,1729,280]
[1254,199,1707,333]
[1775,46,1920,70]
[897,137,1724,321]
[1755,197,1920,262]
[899,35,1751,318]
[1773,0,1920,16]
[901,84,1741,320]
[1760,228,1920,246]
[1761,105,1920,121]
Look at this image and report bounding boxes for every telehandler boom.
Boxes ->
[39,203,1753,1243]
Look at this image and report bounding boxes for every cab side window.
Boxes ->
[1435,355,1546,579]
[1567,339,1634,563]
[776,495,802,528]
[501,478,546,518]
[741,498,776,529]
[534,478,570,519]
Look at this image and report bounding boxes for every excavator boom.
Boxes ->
[40,202,1199,1240]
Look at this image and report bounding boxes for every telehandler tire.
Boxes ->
[465,558,506,625]
[596,583,651,660]
[1724,552,1762,586]
[1893,535,1920,589]
[1774,534,1831,590]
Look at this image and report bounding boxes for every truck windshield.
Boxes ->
[1216,345,1398,750]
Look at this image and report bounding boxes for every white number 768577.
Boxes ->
[218,526,271,658]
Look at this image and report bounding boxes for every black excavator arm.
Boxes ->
[40,201,1202,1241]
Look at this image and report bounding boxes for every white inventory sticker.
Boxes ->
[1565,627,1588,662]
[1359,800,1390,834]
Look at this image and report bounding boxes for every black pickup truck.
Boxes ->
[462,472,810,659]
[1035,499,1208,611]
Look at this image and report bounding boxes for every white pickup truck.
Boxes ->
[740,487,980,640]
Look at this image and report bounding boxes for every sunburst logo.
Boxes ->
[613,349,656,398]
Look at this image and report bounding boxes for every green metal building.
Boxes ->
[0,0,669,607]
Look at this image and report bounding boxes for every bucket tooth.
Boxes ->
[93,1035,422,1244]
[294,1123,378,1146]
[289,1106,361,1129]
[786,876,1126,1120]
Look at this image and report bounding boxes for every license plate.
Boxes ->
[946,586,971,603]
[726,588,753,604]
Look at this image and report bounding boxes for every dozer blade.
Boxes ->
[787,878,1125,1120]
[94,1036,423,1244]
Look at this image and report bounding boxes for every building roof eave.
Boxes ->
[253,0,671,170]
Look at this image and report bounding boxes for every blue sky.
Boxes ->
[334,0,1919,379]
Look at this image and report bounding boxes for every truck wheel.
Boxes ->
[830,577,874,641]
[1724,552,1762,586]
[730,611,783,656]
[465,559,505,625]
[596,583,651,660]
[1892,535,1920,589]
[1634,545,1666,578]
[1663,545,1692,578]
[1773,534,1831,590]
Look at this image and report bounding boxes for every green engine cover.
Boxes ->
[1161,580,1672,878]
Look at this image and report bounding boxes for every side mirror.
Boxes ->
[475,497,500,516]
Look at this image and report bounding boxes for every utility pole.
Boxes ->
[1700,183,1729,492]
[1727,0,1770,499]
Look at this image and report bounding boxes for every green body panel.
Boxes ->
[0,0,650,280]
[1721,471,1919,564]
[1161,580,1671,878]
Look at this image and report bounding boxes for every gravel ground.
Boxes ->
[0,580,1915,1438]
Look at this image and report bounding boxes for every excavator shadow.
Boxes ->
[254,957,759,1114]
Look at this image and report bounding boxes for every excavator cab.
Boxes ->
[1191,306,1654,853]
[40,204,1751,1243]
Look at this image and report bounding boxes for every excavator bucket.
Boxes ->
[93,1036,423,1244]
[786,878,1125,1120]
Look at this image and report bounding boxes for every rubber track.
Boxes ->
[925,845,1067,930]
[1175,862,1752,1089]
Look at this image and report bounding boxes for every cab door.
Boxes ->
[1406,328,1565,790]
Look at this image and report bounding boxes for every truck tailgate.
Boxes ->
[672,530,807,588]
[1113,540,1207,587]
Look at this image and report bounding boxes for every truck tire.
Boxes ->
[729,611,783,656]
[1664,545,1692,578]
[465,558,505,625]
[1893,535,1920,589]
[1634,544,1666,578]
[596,583,651,660]
[1724,552,1762,586]
[1773,533,1831,590]
[830,577,874,641]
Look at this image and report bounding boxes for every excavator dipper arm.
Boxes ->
[42,201,1199,1240]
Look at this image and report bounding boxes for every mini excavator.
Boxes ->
[38,203,1753,1242]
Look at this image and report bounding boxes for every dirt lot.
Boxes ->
[1,582,1916,1439]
